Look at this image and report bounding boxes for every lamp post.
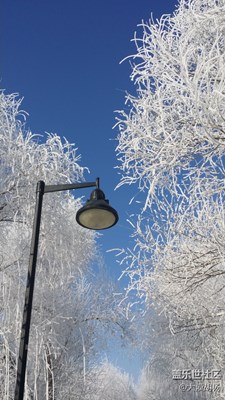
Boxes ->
[14,177,118,400]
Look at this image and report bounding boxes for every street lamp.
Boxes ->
[14,177,118,400]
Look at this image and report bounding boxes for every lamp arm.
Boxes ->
[44,179,99,193]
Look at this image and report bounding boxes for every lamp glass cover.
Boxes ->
[77,208,117,230]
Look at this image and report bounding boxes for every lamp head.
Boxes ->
[76,188,119,230]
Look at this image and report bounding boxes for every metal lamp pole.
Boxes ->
[14,178,118,400]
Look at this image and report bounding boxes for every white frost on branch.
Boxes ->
[116,0,225,209]
[0,90,130,399]
[115,0,225,383]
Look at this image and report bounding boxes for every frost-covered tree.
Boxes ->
[0,90,127,399]
[116,0,225,209]
[136,311,222,400]
[115,0,225,394]
[82,362,137,400]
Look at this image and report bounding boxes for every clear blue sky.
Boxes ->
[1,0,177,381]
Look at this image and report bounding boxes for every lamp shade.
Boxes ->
[76,188,119,230]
